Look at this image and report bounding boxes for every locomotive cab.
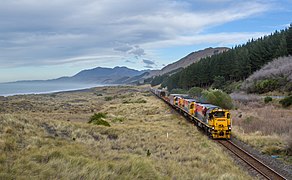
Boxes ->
[208,109,231,139]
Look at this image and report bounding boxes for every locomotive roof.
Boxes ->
[169,94,188,96]
[169,94,190,98]
[197,103,220,109]
[184,98,199,102]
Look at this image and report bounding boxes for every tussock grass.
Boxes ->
[230,92,261,105]
[0,86,252,179]
[88,112,110,127]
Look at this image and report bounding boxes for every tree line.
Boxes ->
[152,24,292,92]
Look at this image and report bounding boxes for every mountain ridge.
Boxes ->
[157,47,229,76]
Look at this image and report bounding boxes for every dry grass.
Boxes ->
[231,98,292,163]
[230,92,261,105]
[0,86,252,179]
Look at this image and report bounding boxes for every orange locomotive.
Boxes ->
[151,88,231,139]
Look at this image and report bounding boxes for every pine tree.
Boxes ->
[286,23,292,55]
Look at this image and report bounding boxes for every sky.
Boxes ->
[0,0,291,83]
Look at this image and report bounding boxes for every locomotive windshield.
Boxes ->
[212,111,225,118]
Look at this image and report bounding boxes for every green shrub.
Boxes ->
[135,98,147,103]
[279,96,292,108]
[284,82,292,93]
[254,79,280,93]
[264,96,273,103]
[223,81,242,94]
[201,89,233,109]
[88,113,110,127]
[90,112,106,120]
[147,149,151,157]
[170,88,188,94]
[104,96,113,101]
[188,87,203,98]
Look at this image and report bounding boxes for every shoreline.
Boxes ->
[0,84,106,97]
[0,83,128,97]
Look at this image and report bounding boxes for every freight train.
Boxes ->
[151,88,231,139]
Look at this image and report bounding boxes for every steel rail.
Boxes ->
[218,140,286,180]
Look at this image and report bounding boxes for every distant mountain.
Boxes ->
[54,66,146,84]
[6,66,146,85]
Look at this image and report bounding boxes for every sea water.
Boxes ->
[0,82,103,96]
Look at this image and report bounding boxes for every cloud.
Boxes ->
[125,59,135,63]
[114,44,145,58]
[143,59,155,65]
[143,32,269,48]
[129,46,145,57]
[0,0,275,69]
[142,59,156,69]
[114,44,133,52]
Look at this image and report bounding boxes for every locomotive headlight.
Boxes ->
[212,126,215,130]
[228,126,231,130]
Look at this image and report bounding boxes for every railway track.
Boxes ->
[217,140,286,180]
[151,91,288,179]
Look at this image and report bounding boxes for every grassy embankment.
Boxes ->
[231,93,292,164]
[0,86,251,179]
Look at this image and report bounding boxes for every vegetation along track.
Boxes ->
[217,140,286,180]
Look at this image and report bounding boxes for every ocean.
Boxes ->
[0,82,103,96]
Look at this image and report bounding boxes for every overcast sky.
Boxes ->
[0,0,291,82]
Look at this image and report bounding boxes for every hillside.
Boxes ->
[140,47,229,81]
[157,47,229,76]
[161,25,291,91]
[241,56,292,93]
